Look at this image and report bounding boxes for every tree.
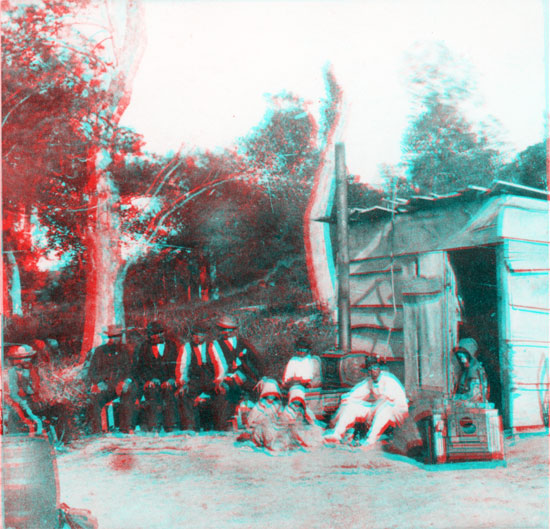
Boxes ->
[109,148,252,326]
[239,91,319,183]
[238,91,320,257]
[348,177,385,210]
[78,0,150,357]
[2,1,342,356]
[401,42,503,195]
[168,93,324,301]
[2,0,150,354]
[499,140,548,190]
[2,0,106,326]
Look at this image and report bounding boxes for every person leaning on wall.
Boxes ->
[324,356,409,449]
[452,338,490,404]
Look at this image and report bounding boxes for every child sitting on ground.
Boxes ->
[237,378,287,451]
[280,384,324,449]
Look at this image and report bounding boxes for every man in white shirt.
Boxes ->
[282,338,322,389]
[324,358,409,449]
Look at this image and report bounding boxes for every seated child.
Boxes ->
[280,384,324,449]
[241,378,287,451]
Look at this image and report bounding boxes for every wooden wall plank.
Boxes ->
[350,307,403,330]
[351,328,404,359]
[508,308,549,342]
[506,240,549,272]
[509,387,547,429]
[350,276,403,306]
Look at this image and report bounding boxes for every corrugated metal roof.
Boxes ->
[340,180,549,223]
[347,193,548,261]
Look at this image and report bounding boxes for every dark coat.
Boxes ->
[133,339,179,387]
[454,357,489,402]
[179,342,218,396]
[87,343,133,390]
[213,334,263,394]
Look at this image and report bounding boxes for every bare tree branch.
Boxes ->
[143,173,245,244]
[2,94,32,127]
[143,143,185,197]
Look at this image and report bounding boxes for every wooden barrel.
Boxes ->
[2,434,59,529]
[321,352,367,388]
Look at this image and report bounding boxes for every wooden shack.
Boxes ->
[321,182,549,431]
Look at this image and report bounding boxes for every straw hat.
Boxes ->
[217,315,238,329]
[105,325,124,337]
[7,344,37,360]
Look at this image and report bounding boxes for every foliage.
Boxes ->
[236,92,321,269]
[2,0,339,367]
[499,140,547,190]
[2,0,104,218]
[239,91,319,183]
[347,178,385,210]
[1,0,109,323]
[402,96,501,194]
[401,43,503,195]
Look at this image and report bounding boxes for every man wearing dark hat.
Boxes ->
[210,315,263,430]
[453,338,489,403]
[282,337,322,389]
[132,320,180,431]
[175,322,227,430]
[87,325,136,434]
[324,357,409,449]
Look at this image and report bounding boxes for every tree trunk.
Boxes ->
[81,159,125,358]
[114,261,131,335]
[80,0,146,359]
[199,252,210,301]
[4,250,23,317]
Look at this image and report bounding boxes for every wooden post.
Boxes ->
[335,143,351,353]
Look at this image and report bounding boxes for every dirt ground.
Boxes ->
[55,430,549,529]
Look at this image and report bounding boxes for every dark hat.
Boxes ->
[191,322,209,334]
[295,337,311,351]
[146,321,165,336]
[217,315,238,329]
[363,355,382,371]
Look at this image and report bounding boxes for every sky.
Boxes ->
[120,0,547,185]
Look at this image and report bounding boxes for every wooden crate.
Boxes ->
[424,404,504,463]
[445,407,504,461]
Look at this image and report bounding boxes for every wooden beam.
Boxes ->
[336,143,351,353]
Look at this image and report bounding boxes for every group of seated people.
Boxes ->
[86,315,263,434]
[236,380,326,450]
[3,312,488,453]
[236,355,411,452]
